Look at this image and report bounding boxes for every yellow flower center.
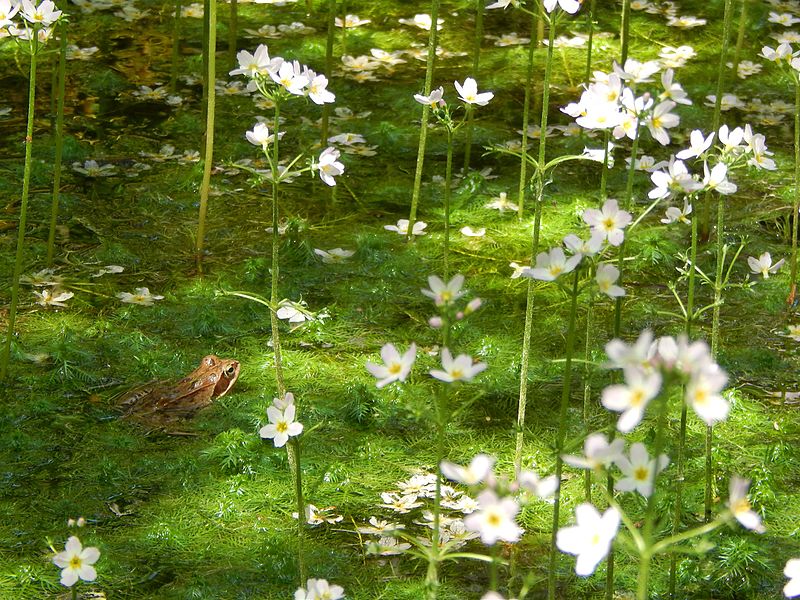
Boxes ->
[487,512,501,527]
[634,466,650,481]
[450,369,463,380]
[276,421,288,434]
[69,556,82,569]
[630,389,645,406]
[388,363,402,375]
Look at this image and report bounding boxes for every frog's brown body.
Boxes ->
[119,355,240,426]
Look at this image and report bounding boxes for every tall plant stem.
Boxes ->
[582,293,595,501]
[462,0,483,172]
[612,130,640,335]
[619,0,631,65]
[269,103,286,396]
[228,0,238,71]
[200,0,210,128]
[516,8,540,220]
[288,437,306,584]
[47,29,67,267]
[701,0,734,240]
[443,128,454,279]
[547,269,581,600]
[1,38,38,381]
[668,203,699,597]
[407,0,441,239]
[195,0,216,272]
[514,8,556,472]
[705,0,735,520]
[584,0,596,86]
[320,0,336,148]
[731,0,748,75]
[789,80,800,303]
[170,0,183,92]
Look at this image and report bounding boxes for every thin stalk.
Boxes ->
[489,544,499,591]
[462,0,483,172]
[1,35,39,381]
[701,0,734,239]
[170,0,183,92]
[547,269,581,600]
[584,0,596,86]
[320,0,336,148]
[444,128,454,279]
[619,0,630,65]
[582,292,595,501]
[200,0,210,129]
[195,0,216,272]
[515,7,539,220]
[269,102,286,395]
[46,28,67,266]
[514,4,556,473]
[288,438,306,584]
[789,79,799,303]
[228,0,238,71]
[707,0,733,507]
[600,129,610,200]
[668,202,699,597]
[71,588,77,600]
[731,0,748,75]
[407,0,441,240]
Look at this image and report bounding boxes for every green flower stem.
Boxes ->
[462,0,483,173]
[582,291,595,501]
[1,35,39,382]
[701,0,733,239]
[669,199,699,595]
[489,543,499,591]
[195,0,216,272]
[269,101,286,396]
[584,0,596,86]
[71,587,77,600]
[444,128,454,279]
[731,0,748,76]
[228,0,238,71]
[515,7,539,220]
[790,79,800,301]
[547,269,581,600]
[600,129,610,200]
[170,0,183,92]
[46,28,68,267]
[320,0,336,148]
[514,4,556,473]
[288,437,306,584]
[619,0,630,65]
[407,0,441,239]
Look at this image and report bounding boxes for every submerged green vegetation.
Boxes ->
[0,0,799,598]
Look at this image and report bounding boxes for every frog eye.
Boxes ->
[225,365,237,377]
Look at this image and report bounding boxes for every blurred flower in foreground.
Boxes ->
[365,342,416,388]
[557,503,620,576]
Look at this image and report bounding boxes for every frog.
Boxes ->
[118,355,240,428]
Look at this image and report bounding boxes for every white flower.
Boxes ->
[34,288,74,308]
[464,490,523,545]
[605,330,654,371]
[703,162,737,195]
[748,252,785,278]
[398,13,443,30]
[563,433,625,470]
[314,248,354,264]
[270,60,308,94]
[460,226,486,237]
[557,504,620,576]
[676,129,714,160]
[317,147,344,186]
[91,265,124,277]
[516,470,558,498]
[595,264,625,298]
[602,368,662,432]
[116,287,164,306]
[276,301,312,323]
[334,14,370,28]
[295,578,345,600]
[0,0,20,27]
[454,77,494,106]
[365,343,416,389]
[259,404,303,447]
[379,492,422,513]
[413,86,445,107]
[582,199,632,247]
[430,347,487,383]
[245,122,280,150]
[648,157,702,200]
[21,0,61,26]
[384,219,427,235]
[761,43,796,64]
[484,192,518,212]
[527,247,582,281]
[685,364,729,425]
[486,0,520,8]
[306,74,335,105]
[614,442,670,497]
[543,0,581,14]
[563,232,604,257]
[728,476,765,533]
[441,454,495,486]
[230,44,275,77]
[273,391,295,410]
[784,559,800,598]
[509,262,529,279]
[661,201,692,225]
[421,274,466,306]
[52,536,100,587]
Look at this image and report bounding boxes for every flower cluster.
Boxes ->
[523,199,630,299]
[602,330,730,429]
[1,0,61,43]
[294,578,344,600]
